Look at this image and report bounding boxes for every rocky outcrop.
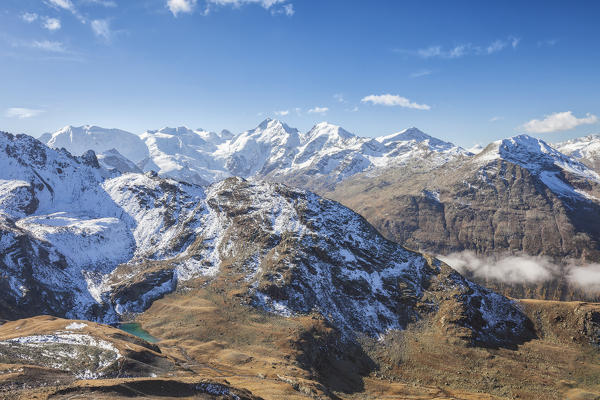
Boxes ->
[328,136,600,263]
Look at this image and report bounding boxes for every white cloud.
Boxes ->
[410,69,432,78]
[308,107,328,114]
[522,111,598,133]
[361,94,430,110]
[21,12,39,23]
[43,17,62,31]
[204,0,293,15]
[440,251,600,295]
[510,36,521,48]
[31,40,67,52]
[439,252,559,284]
[406,36,519,59]
[274,110,289,116]
[282,4,294,16]
[486,39,507,54]
[46,0,76,12]
[346,106,359,113]
[208,0,284,7]
[568,264,600,294]
[81,0,117,6]
[167,0,197,16]
[45,0,86,23]
[417,46,441,58]
[91,19,111,40]
[5,107,45,119]
[490,116,503,122]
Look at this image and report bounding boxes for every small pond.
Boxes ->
[117,322,159,343]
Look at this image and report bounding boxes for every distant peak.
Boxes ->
[306,122,355,140]
[150,126,195,135]
[377,127,446,146]
[255,118,296,133]
[257,118,274,128]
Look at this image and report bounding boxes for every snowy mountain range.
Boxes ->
[32,120,600,262]
[555,134,600,172]
[0,130,529,346]
[41,119,470,189]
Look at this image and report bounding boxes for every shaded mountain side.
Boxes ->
[328,157,600,263]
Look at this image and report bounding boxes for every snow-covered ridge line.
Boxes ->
[42,120,470,186]
[474,134,600,200]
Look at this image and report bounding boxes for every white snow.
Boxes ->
[65,322,88,330]
[474,134,600,199]
[46,125,149,163]
[554,134,600,166]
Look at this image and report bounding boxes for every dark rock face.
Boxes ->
[329,157,600,263]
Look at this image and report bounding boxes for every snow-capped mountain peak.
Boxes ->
[475,134,600,199]
[477,134,590,173]
[224,119,301,177]
[304,121,356,144]
[45,125,149,163]
[250,119,299,142]
[376,127,458,152]
[42,120,470,192]
[554,134,600,172]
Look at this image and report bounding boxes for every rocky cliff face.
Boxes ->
[329,135,600,263]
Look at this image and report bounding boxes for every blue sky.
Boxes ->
[1,0,599,147]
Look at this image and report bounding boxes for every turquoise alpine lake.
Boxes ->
[117,323,158,343]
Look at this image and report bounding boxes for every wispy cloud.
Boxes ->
[167,0,197,16]
[361,94,430,110]
[91,19,111,40]
[486,39,507,54]
[274,110,289,116]
[308,106,328,114]
[440,252,558,284]
[21,12,39,23]
[490,116,503,122]
[199,0,294,16]
[46,0,76,12]
[31,40,68,52]
[44,0,88,26]
[282,4,294,16]
[410,69,432,78]
[398,36,520,59]
[522,111,598,133]
[440,251,600,295]
[43,17,62,31]
[81,0,117,7]
[4,107,45,119]
[538,39,558,47]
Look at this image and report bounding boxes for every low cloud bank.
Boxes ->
[438,251,600,293]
